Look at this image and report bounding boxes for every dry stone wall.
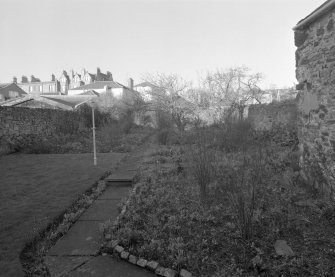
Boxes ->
[248,100,297,131]
[295,8,335,199]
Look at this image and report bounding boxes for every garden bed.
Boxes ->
[103,130,335,276]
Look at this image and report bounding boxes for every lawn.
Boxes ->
[0,152,125,277]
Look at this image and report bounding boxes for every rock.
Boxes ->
[120,251,129,260]
[114,245,124,254]
[136,258,147,268]
[128,254,137,264]
[164,268,178,277]
[274,240,294,256]
[107,239,119,249]
[180,269,192,277]
[146,260,159,271]
[102,252,107,256]
[155,266,166,276]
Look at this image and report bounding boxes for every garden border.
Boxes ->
[102,182,194,277]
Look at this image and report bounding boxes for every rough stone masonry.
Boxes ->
[294,0,335,199]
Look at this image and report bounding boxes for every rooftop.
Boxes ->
[293,0,335,30]
[69,81,124,91]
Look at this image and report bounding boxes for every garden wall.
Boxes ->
[0,106,85,139]
[248,100,298,131]
[294,5,335,199]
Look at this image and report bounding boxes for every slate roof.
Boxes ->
[42,95,97,109]
[70,81,124,91]
[0,83,11,89]
[294,0,335,29]
[134,82,157,88]
[78,90,99,96]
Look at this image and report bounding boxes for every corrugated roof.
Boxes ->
[70,81,124,91]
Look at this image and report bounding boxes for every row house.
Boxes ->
[16,67,113,95]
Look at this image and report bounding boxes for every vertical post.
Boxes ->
[92,107,97,166]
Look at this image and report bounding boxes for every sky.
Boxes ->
[0,0,327,89]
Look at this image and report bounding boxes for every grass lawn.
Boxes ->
[0,152,125,277]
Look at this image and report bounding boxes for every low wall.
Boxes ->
[0,106,85,139]
[248,100,298,131]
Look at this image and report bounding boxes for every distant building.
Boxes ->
[16,67,113,95]
[133,82,157,102]
[17,74,60,95]
[0,82,27,102]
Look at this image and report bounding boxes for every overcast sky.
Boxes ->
[0,0,326,88]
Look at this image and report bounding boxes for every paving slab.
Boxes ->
[98,187,130,200]
[106,171,136,182]
[66,256,156,277]
[47,221,103,256]
[79,200,120,221]
[45,256,91,277]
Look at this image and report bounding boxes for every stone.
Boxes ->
[114,245,124,254]
[128,254,137,264]
[180,269,193,277]
[67,256,155,277]
[155,266,166,276]
[274,240,294,256]
[164,268,178,277]
[120,251,130,260]
[107,239,119,249]
[146,260,159,271]
[104,233,112,240]
[136,258,147,268]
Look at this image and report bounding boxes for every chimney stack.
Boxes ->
[107,71,113,81]
[51,74,55,82]
[13,76,17,84]
[21,76,28,83]
[128,78,134,90]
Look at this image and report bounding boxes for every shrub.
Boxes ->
[189,129,215,204]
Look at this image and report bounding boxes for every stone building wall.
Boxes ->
[248,100,297,131]
[294,6,335,198]
[0,106,84,139]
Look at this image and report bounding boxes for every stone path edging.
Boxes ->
[103,182,194,277]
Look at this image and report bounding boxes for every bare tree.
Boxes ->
[203,66,265,119]
[145,73,195,132]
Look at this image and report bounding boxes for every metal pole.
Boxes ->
[92,107,97,166]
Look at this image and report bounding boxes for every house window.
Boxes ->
[39,85,43,92]
[8,91,19,98]
[29,86,32,92]
[62,85,66,92]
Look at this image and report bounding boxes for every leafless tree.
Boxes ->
[144,73,195,132]
[203,66,265,119]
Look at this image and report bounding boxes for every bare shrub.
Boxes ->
[217,146,266,239]
[189,128,215,204]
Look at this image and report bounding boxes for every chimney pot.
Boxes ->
[13,76,17,84]
[128,78,134,90]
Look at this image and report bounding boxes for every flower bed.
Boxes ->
[103,141,335,276]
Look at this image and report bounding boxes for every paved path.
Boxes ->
[45,149,155,277]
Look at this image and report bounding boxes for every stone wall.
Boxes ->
[0,106,84,139]
[248,100,297,131]
[295,7,335,198]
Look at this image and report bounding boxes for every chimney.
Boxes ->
[51,74,55,82]
[128,78,134,90]
[13,76,17,84]
[21,76,28,83]
[97,67,101,75]
[107,71,113,81]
